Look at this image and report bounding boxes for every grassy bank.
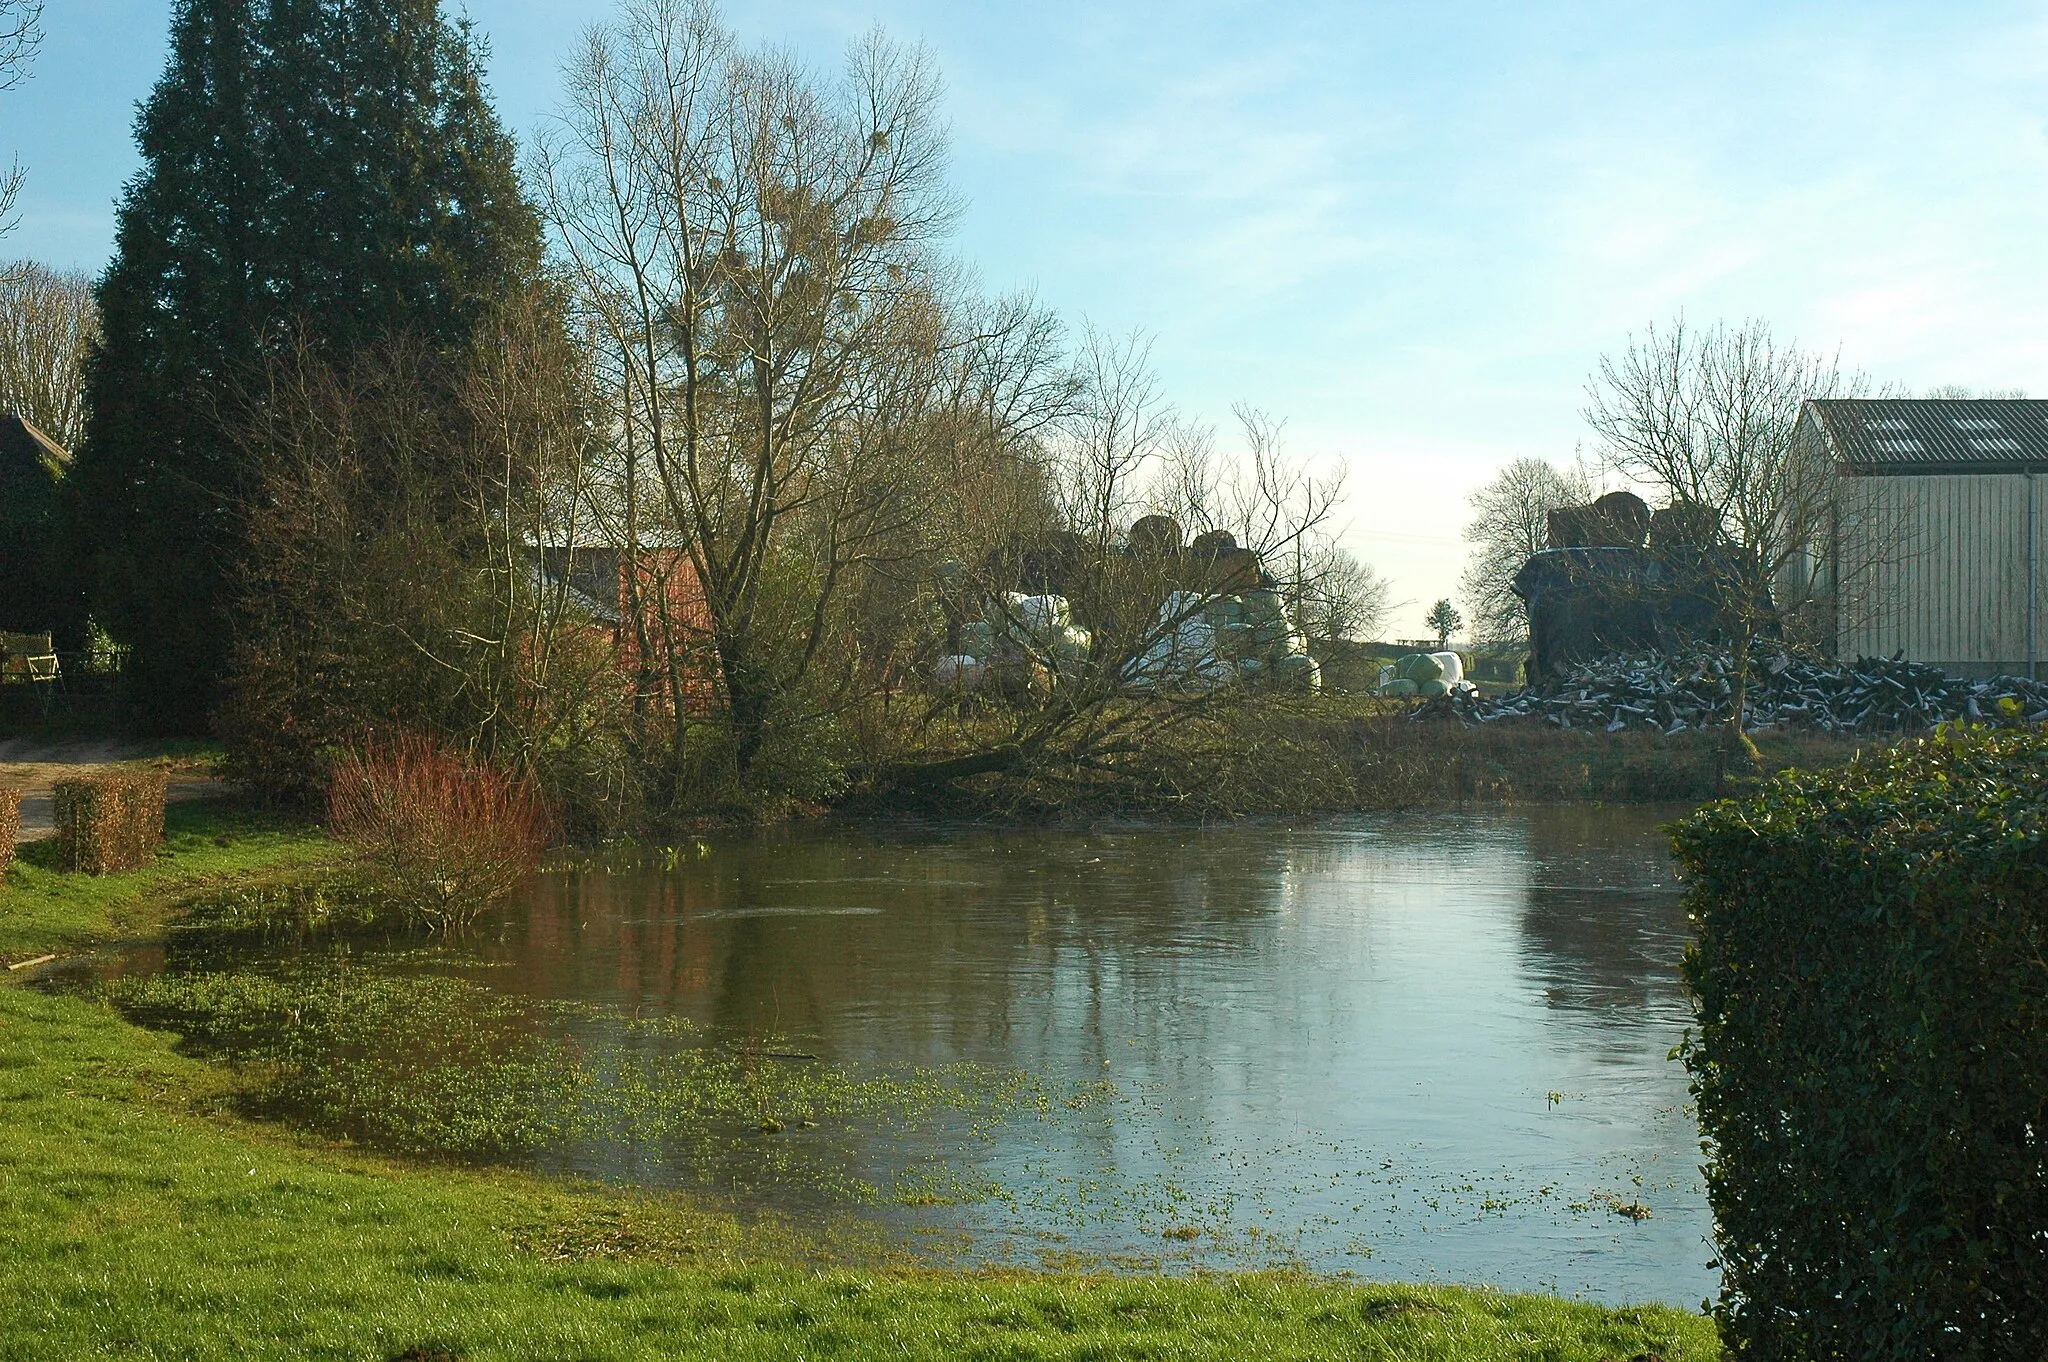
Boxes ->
[875,697,1868,820]
[0,801,1721,1359]
[0,801,337,959]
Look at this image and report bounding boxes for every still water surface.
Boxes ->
[450,806,1709,1303]
[126,806,1714,1304]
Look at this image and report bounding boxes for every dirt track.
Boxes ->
[0,740,222,844]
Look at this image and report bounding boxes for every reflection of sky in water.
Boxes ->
[356,811,1717,1302]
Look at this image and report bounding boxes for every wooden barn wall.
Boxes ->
[1836,471,2045,677]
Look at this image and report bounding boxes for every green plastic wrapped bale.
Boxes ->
[957,620,994,660]
[1395,652,1444,684]
[1417,678,1450,698]
[1273,653,1321,690]
[1377,677,1419,697]
[1240,589,1284,621]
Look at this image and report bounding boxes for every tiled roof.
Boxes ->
[0,412,71,476]
[1802,399,2048,474]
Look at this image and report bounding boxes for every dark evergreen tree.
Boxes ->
[70,0,538,731]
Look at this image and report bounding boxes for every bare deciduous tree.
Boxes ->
[1293,544,1390,644]
[1584,316,1879,760]
[1459,455,1592,645]
[223,290,625,814]
[539,0,976,778]
[0,260,95,445]
[0,1,42,253]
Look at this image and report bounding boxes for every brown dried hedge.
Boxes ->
[51,768,170,874]
[0,787,19,879]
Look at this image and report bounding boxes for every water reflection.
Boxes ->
[130,808,1715,1303]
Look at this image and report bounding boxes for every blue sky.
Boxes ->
[7,1,2048,634]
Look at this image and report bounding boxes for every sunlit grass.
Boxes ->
[0,800,340,958]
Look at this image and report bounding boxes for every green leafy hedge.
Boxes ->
[1672,727,2048,1360]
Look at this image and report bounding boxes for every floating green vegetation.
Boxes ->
[168,878,385,939]
[105,965,1110,1206]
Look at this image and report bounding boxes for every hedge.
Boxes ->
[0,787,18,879]
[1672,727,2048,1360]
[51,768,169,874]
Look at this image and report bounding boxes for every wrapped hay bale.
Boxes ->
[956,619,994,660]
[1395,653,1444,684]
[934,654,987,691]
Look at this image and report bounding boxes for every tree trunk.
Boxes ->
[1725,631,1763,773]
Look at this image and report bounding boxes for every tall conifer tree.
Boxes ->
[72,0,538,731]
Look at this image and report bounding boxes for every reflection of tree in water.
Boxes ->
[1512,805,1692,1022]
[490,826,1320,1065]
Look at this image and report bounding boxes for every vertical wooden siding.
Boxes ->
[1838,472,2044,677]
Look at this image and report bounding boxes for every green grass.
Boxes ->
[0,800,339,959]
[0,801,1721,1359]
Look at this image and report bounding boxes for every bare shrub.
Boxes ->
[326,734,553,931]
[51,768,168,873]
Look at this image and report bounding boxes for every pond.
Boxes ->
[111,807,1714,1305]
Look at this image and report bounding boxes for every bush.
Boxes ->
[50,769,169,873]
[1672,726,2048,1360]
[0,786,18,879]
[327,734,552,931]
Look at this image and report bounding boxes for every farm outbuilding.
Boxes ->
[1795,398,2047,679]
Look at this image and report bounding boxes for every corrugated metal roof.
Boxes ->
[1802,399,2048,475]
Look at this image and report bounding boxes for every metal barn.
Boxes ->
[1795,398,2047,679]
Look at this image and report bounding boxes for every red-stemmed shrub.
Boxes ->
[326,734,552,931]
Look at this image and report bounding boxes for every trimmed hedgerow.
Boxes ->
[1672,727,2048,1361]
[51,769,169,874]
[0,787,18,878]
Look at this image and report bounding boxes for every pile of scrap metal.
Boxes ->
[1416,647,2048,735]
[932,518,1320,697]
[1513,491,1751,680]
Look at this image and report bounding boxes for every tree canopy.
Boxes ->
[71,0,541,730]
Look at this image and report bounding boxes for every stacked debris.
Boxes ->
[1417,649,2048,735]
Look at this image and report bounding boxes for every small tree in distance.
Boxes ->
[1425,599,1462,650]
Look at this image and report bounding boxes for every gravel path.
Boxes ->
[0,740,222,844]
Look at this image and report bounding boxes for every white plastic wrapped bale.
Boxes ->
[1430,651,1464,684]
[1125,591,1230,691]
[999,592,1070,635]
[1049,625,1092,678]
[933,654,987,691]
